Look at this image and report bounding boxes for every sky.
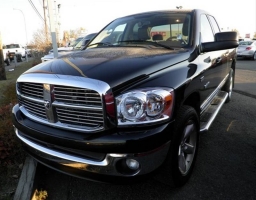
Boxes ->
[0,0,256,46]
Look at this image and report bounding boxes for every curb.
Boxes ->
[13,156,37,200]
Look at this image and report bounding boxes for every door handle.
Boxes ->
[216,57,222,63]
[204,81,210,89]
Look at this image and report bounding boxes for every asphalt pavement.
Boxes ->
[13,59,256,200]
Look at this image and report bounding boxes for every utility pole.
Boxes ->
[47,0,58,58]
[54,0,58,45]
[57,3,62,45]
[53,1,62,46]
[43,0,49,43]
[0,32,7,80]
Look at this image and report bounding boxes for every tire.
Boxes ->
[154,106,199,187]
[252,52,256,60]
[222,68,234,103]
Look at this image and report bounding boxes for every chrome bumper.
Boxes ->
[15,127,170,177]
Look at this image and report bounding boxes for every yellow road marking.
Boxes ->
[226,120,237,132]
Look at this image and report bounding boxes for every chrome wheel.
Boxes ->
[253,52,256,60]
[178,120,197,175]
[156,106,199,187]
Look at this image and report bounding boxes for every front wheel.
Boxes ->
[155,106,199,187]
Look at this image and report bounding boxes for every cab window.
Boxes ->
[200,14,214,43]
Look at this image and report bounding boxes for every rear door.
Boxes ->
[198,14,227,111]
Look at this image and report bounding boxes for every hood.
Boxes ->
[25,47,190,88]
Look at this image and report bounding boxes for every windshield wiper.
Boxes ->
[87,42,113,47]
[118,40,174,50]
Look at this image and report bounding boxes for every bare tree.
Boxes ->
[68,27,87,40]
[30,26,87,54]
[231,28,240,38]
[30,26,52,54]
[61,27,87,47]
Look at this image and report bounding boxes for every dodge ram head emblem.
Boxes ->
[44,100,51,109]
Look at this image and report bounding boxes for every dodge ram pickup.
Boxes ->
[12,9,238,187]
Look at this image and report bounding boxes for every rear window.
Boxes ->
[239,41,252,45]
[5,44,20,48]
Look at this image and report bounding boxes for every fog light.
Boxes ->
[126,159,140,170]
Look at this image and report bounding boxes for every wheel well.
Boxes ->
[183,93,200,116]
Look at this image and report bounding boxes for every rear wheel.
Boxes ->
[252,52,256,60]
[155,106,199,187]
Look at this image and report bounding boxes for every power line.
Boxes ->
[28,0,44,21]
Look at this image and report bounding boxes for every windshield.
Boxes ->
[87,12,192,49]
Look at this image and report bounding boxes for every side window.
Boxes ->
[99,23,126,43]
[200,14,214,43]
[114,24,126,32]
[208,15,220,34]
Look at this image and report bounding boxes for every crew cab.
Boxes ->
[12,9,238,187]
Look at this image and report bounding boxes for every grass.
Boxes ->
[0,58,41,199]
[0,59,40,100]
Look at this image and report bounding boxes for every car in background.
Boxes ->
[41,33,98,62]
[41,33,97,62]
[25,49,32,57]
[3,44,26,61]
[68,37,84,48]
[73,33,97,50]
[41,47,72,62]
[237,40,256,60]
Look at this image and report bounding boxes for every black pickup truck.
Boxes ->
[12,9,238,187]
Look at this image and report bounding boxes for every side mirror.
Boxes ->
[201,31,238,53]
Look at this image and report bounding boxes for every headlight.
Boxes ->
[116,88,174,126]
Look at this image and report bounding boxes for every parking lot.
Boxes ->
[28,59,256,200]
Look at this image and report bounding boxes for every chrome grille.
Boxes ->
[18,82,44,99]
[17,81,104,131]
[56,107,103,127]
[19,98,46,120]
[54,86,102,106]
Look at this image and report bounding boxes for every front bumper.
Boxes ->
[13,104,174,182]
[237,50,255,58]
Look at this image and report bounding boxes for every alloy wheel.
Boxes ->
[178,120,197,175]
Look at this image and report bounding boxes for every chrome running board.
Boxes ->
[200,91,228,133]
